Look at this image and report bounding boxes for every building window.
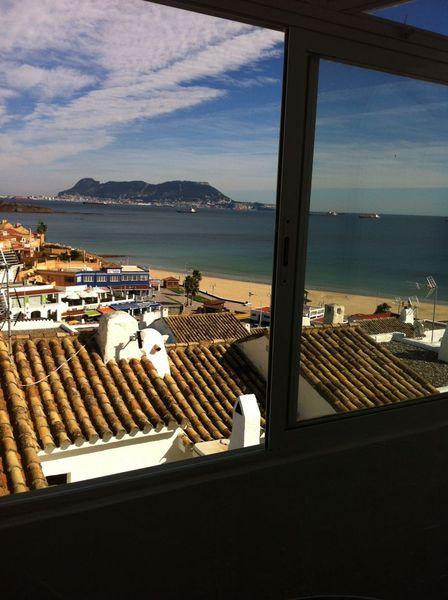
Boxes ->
[297,59,448,422]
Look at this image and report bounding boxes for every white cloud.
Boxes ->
[312,140,448,189]
[4,64,95,99]
[0,0,283,189]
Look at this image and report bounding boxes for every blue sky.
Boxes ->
[0,0,284,202]
[2,0,448,214]
[311,57,448,215]
[311,0,448,216]
[372,0,448,35]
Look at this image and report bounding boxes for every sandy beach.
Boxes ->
[152,268,448,321]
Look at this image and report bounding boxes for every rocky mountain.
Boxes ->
[59,178,234,206]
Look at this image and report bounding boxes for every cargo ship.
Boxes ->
[359,213,380,219]
[176,207,197,213]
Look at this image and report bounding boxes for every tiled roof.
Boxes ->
[350,312,397,320]
[249,327,269,336]
[355,317,415,337]
[10,328,72,341]
[163,313,249,344]
[300,325,437,413]
[0,335,265,495]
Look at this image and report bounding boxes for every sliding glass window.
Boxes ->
[297,59,448,422]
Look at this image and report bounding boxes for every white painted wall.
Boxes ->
[238,334,269,378]
[368,328,446,345]
[369,332,395,343]
[98,311,141,363]
[140,307,170,327]
[400,307,415,324]
[141,328,170,377]
[439,328,448,362]
[298,376,337,420]
[417,329,446,344]
[40,428,187,483]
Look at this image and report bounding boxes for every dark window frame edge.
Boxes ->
[0,0,447,520]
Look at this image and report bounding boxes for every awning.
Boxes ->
[79,290,98,298]
[85,310,101,317]
[98,306,114,314]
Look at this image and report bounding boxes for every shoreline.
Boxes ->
[151,267,448,321]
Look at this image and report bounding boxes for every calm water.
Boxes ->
[5,201,448,302]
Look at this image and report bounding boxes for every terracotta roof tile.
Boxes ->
[1,322,436,496]
[0,339,46,494]
[163,313,248,343]
[300,325,438,413]
[0,335,265,495]
[355,317,415,337]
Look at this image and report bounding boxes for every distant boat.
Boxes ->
[359,213,380,219]
[176,207,197,213]
[327,210,338,216]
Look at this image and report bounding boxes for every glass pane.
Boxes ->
[370,1,448,37]
[0,0,284,496]
[297,60,448,422]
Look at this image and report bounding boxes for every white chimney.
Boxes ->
[228,394,261,451]
[438,328,448,362]
[140,328,170,377]
[400,307,414,324]
[98,311,141,363]
[324,304,345,325]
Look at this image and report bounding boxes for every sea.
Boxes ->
[4,200,448,303]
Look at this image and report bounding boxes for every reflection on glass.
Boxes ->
[298,60,448,422]
[370,0,448,38]
[0,0,284,496]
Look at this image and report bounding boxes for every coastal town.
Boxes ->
[0,217,446,496]
[1,177,276,212]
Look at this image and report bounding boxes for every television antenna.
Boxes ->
[394,296,404,314]
[425,276,438,342]
[406,276,439,341]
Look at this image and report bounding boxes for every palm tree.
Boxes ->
[192,269,202,284]
[36,221,48,237]
[184,275,200,305]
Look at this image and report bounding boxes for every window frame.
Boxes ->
[271,26,448,453]
[3,0,448,524]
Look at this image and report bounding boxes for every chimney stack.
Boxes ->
[400,306,414,325]
[98,311,141,363]
[324,303,345,325]
[228,394,261,451]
